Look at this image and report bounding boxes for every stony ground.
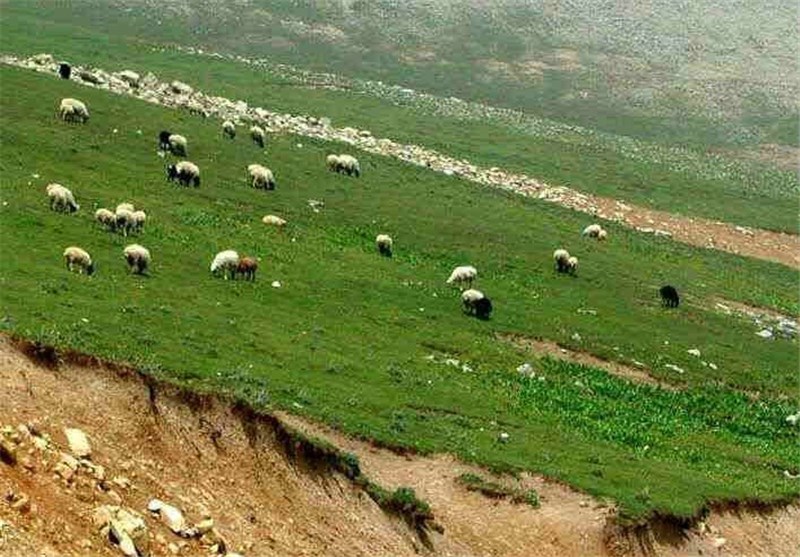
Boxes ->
[3,53,798,269]
[2,336,799,557]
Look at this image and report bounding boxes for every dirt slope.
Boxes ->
[1,336,798,557]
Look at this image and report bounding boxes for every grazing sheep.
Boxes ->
[116,202,135,214]
[170,81,193,95]
[95,208,116,230]
[166,161,201,187]
[46,183,79,213]
[167,134,188,156]
[158,130,173,151]
[222,120,236,139]
[597,229,608,241]
[582,224,602,238]
[462,289,493,319]
[115,207,136,236]
[376,234,393,257]
[250,125,266,148]
[247,164,275,190]
[58,63,71,80]
[566,256,579,275]
[58,98,89,123]
[132,210,147,233]
[553,249,571,273]
[123,244,151,275]
[236,256,258,281]
[447,265,477,289]
[326,154,340,172]
[117,70,140,87]
[336,154,361,177]
[659,285,680,308]
[262,215,287,228]
[210,250,239,280]
[63,246,95,275]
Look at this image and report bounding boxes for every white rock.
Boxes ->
[148,499,186,534]
[516,363,534,377]
[755,329,773,339]
[64,428,91,458]
[498,432,510,443]
[271,280,282,288]
[713,537,726,548]
[687,348,701,357]
[665,364,685,374]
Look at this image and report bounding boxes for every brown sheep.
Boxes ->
[236,257,258,281]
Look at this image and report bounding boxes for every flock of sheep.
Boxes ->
[51,88,681,320]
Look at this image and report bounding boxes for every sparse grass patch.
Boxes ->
[457,473,540,508]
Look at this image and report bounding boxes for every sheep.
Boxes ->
[566,256,579,275]
[123,244,151,275]
[582,224,602,238]
[461,289,493,319]
[236,256,258,281]
[46,183,79,213]
[158,130,172,151]
[166,161,201,187]
[63,246,95,275]
[166,134,188,156]
[447,265,477,289]
[336,154,361,177]
[250,125,266,148]
[132,210,147,233]
[222,120,236,139]
[376,234,393,257]
[660,285,680,308]
[210,250,239,280]
[553,249,571,273]
[116,202,135,214]
[262,215,287,228]
[58,63,71,80]
[117,70,140,88]
[95,208,116,230]
[597,229,608,241]
[247,164,275,190]
[326,154,340,172]
[115,207,136,236]
[58,98,89,123]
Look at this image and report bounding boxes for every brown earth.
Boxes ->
[2,335,799,557]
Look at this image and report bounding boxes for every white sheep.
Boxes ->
[250,125,265,148]
[247,164,275,190]
[58,98,89,123]
[553,249,571,273]
[222,120,236,139]
[167,134,188,156]
[115,207,136,236]
[376,234,393,257]
[210,250,239,280]
[117,70,140,88]
[63,246,95,275]
[46,183,79,213]
[123,244,151,275]
[566,256,579,275]
[326,154,340,172]
[597,229,608,241]
[336,154,361,177]
[95,208,116,230]
[447,265,477,289]
[786,412,800,426]
[132,210,147,233]
[262,215,287,228]
[116,202,135,213]
[582,224,602,238]
[166,161,200,187]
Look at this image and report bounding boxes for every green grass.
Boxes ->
[1,66,798,520]
[1,1,798,233]
[456,472,540,508]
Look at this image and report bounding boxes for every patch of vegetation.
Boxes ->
[457,472,540,508]
[0,64,798,521]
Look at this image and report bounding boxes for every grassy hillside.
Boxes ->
[1,2,798,234]
[1,66,798,520]
[4,0,797,149]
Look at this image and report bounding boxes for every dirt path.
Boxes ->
[3,54,798,269]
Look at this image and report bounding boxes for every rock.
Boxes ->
[109,520,138,557]
[0,438,17,465]
[665,363,685,374]
[755,329,773,339]
[54,453,80,482]
[9,493,30,513]
[95,506,148,557]
[64,428,92,458]
[687,348,701,357]
[148,498,187,534]
[498,432,510,443]
[516,363,535,378]
[168,542,180,554]
[713,536,726,548]
[194,518,214,535]
[106,490,123,505]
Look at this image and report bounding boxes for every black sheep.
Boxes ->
[58,63,71,80]
[659,285,680,308]
[158,130,172,151]
[474,297,493,320]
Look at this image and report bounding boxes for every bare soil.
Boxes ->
[2,335,798,557]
